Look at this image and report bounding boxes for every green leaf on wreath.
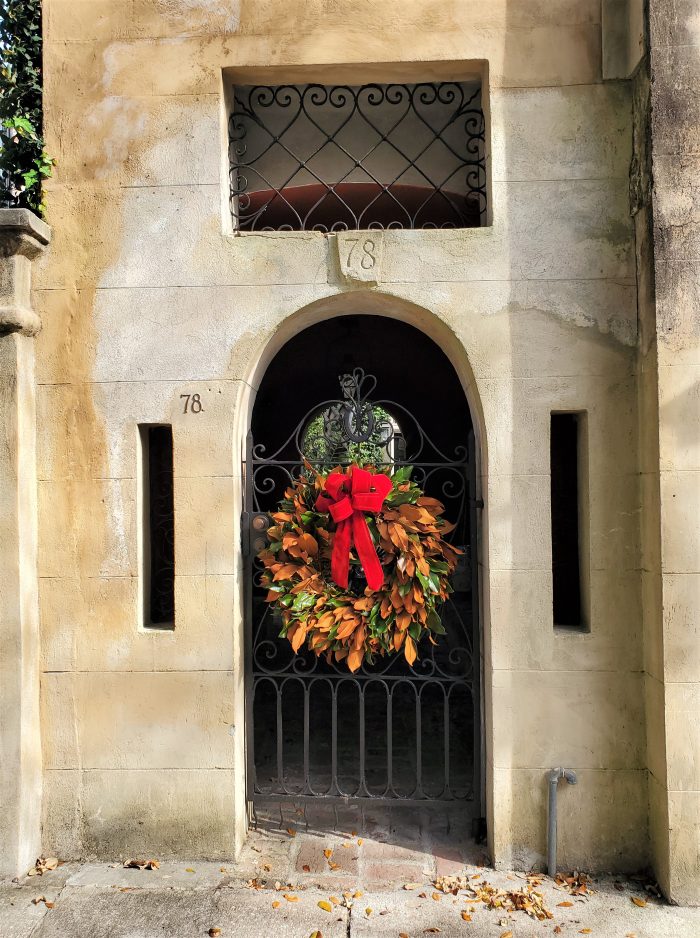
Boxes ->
[426,609,446,634]
[390,465,413,485]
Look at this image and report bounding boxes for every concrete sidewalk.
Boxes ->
[2,811,699,937]
[3,860,699,938]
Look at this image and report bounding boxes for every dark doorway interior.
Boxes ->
[246,315,480,818]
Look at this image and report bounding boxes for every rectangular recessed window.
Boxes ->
[550,413,588,629]
[229,81,487,231]
[139,425,174,629]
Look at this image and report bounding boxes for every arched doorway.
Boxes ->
[242,315,482,828]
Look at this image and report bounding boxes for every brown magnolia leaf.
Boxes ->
[45,902,55,910]
[400,934,409,938]
[554,929,562,935]
[284,894,299,902]
[323,849,333,859]
[404,635,417,667]
[208,929,222,937]
[302,864,311,872]
[431,892,441,901]
[461,911,472,921]
[318,900,332,912]
[418,892,427,899]
[286,828,297,837]
[271,900,280,908]
[631,897,647,908]
[557,901,573,907]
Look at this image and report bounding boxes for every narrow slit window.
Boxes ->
[140,425,175,629]
[550,413,587,629]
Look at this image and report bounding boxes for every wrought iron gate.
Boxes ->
[242,370,481,813]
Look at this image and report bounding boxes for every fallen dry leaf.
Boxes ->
[631,897,647,908]
[357,838,364,845]
[365,907,372,916]
[318,900,332,913]
[45,902,55,909]
[432,892,441,901]
[557,901,573,908]
[286,828,296,838]
[284,894,299,902]
[329,896,339,905]
[302,864,311,872]
[400,934,409,938]
[208,929,222,937]
[185,868,195,873]
[404,882,422,890]
[418,892,427,899]
[323,849,333,859]
[424,930,441,935]
[328,861,340,871]
[123,859,160,871]
[309,932,323,938]
[500,932,513,938]
[32,896,45,905]
[29,857,60,877]
[554,928,562,935]
[461,911,472,921]
[353,890,363,898]
[580,930,592,934]
[271,900,280,908]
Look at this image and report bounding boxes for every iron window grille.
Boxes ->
[229,81,487,232]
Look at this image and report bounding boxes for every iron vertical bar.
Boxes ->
[331,683,338,795]
[443,685,450,796]
[386,683,393,794]
[415,683,423,797]
[359,681,366,796]
[303,681,310,794]
[276,682,284,792]
[243,430,256,799]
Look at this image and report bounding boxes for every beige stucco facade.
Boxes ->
[0,0,698,906]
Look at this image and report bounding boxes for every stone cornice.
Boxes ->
[0,208,51,336]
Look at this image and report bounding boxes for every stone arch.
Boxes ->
[231,290,492,852]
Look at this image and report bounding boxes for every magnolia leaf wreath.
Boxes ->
[258,464,461,672]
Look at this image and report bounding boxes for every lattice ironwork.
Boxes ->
[242,371,481,809]
[229,82,487,232]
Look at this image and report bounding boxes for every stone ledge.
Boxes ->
[0,207,51,336]
[0,207,51,257]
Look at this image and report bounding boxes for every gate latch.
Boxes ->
[242,511,271,557]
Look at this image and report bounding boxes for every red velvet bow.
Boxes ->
[316,467,393,591]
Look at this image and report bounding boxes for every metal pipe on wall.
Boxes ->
[547,767,578,877]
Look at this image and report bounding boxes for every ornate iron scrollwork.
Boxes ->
[229,82,487,232]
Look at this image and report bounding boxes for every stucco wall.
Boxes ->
[36,0,648,874]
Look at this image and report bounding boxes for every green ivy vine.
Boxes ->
[1,0,54,216]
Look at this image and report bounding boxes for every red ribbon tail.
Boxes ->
[331,518,351,589]
[352,512,384,591]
